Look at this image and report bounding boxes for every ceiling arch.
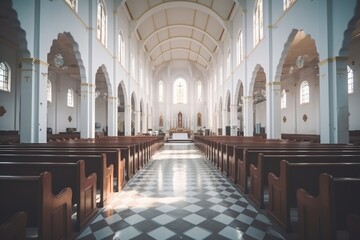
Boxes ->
[153,48,209,67]
[123,0,237,70]
[149,37,213,61]
[143,24,219,50]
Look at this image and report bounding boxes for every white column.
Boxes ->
[135,110,141,135]
[319,57,349,143]
[20,58,47,143]
[230,104,238,136]
[266,81,281,139]
[243,96,254,136]
[80,82,96,139]
[107,96,117,136]
[125,105,131,136]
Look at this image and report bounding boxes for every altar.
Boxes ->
[172,132,188,140]
[169,128,192,139]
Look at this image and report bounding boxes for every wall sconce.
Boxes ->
[54,54,64,68]
[295,55,308,69]
[303,114,308,122]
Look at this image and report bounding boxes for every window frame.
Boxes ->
[0,61,10,92]
[254,0,263,46]
[97,0,107,46]
[348,65,354,94]
[300,80,310,104]
[67,88,74,107]
[173,78,187,104]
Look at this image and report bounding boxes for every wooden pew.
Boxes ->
[0,211,27,240]
[238,145,360,193]
[249,153,360,208]
[0,160,97,231]
[297,173,360,240]
[267,160,360,232]
[0,148,124,191]
[0,172,73,240]
[0,153,113,207]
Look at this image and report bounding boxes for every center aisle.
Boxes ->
[76,143,286,240]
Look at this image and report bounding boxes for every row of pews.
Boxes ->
[194,135,360,240]
[0,135,164,240]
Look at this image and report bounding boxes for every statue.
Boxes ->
[178,112,182,128]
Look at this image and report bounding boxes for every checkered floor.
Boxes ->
[75,143,287,240]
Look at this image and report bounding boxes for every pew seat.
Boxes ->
[297,173,360,240]
[0,172,73,239]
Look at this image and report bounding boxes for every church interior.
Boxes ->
[0,0,360,239]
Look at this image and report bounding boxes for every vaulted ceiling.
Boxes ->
[123,0,238,70]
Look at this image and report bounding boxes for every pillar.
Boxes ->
[125,104,131,136]
[243,96,254,136]
[319,57,349,143]
[230,104,238,136]
[80,82,96,139]
[266,81,281,139]
[20,58,47,143]
[107,96,117,136]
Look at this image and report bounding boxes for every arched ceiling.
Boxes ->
[123,0,238,70]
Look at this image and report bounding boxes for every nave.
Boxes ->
[75,143,286,240]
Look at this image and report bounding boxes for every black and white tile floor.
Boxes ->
[75,143,287,240]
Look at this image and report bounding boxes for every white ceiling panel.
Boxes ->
[163,51,171,62]
[151,47,162,59]
[166,8,195,25]
[199,47,211,60]
[157,30,169,42]
[192,30,204,43]
[169,27,192,38]
[190,43,200,53]
[125,0,149,20]
[198,0,213,8]
[202,35,217,52]
[148,0,163,8]
[212,0,235,20]
[194,11,208,30]
[145,37,159,52]
[161,43,171,52]
[189,52,198,61]
[172,49,189,59]
[205,17,223,40]
[137,19,155,40]
[153,11,167,29]
[125,0,236,69]
[171,40,190,49]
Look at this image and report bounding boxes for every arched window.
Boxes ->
[197,81,202,102]
[300,81,310,104]
[65,0,77,11]
[173,78,187,104]
[237,30,244,65]
[283,0,296,10]
[67,88,74,107]
[281,89,286,109]
[47,79,52,102]
[0,61,10,92]
[348,65,354,94]
[97,0,106,45]
[118,32,125,66]
[254,0,263,46]
[159,80,164,103]
[226,49,231,78]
